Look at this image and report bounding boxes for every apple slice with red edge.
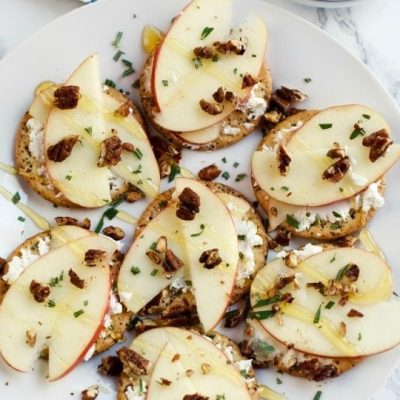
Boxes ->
[152,0,268,132]
[0,234,116,380]
[250,247,400,358]
[252,105,400,207]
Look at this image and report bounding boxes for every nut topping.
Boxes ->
[97,135,123,167]
[276,144,291,176]
[0,257,7,277]
[47,135,79,162]
[97,356,123,376]
[150,136,182,179]
[54,85,81,110]
[322,156,350,183]
[213,39,247,55]
[242,73,259,89]
[212,87,225,103]
[155,236,168,253]
[347,308,364,318]
[199,249,222,269]
[176,187,201,221]
[163,249,184,278]
[25,329,37,348]
[193,46,214,59]
[157,378,172,386]
[362,129,393,162]
[68,268,85,289]
[338,321,347,337]
[114,100,134,118]
[201,363,211,374]
[117,347,149,375]
[84,249,107,267]
[284,252,298,269]
[125,187,145,203]
[102,226,125,241]
[198,164,221,181]
[55,216,91,230]
[146,250,162,265]
[326,147,346,160]
[199,99,223,115]
[81,385,99,400]
[30,280,50,302]
[183,395,209,400]
[270,86,307,114]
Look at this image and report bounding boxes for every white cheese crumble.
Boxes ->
[276,243,323,260]
[26,118,45,162]
[236,83,267,120]
[222,125,241,136]
[119,291,132,302]
[170,276,190,292]
[243,122,254,130]
[125,381,147,400]
[237,359,253,375]
[109,293,123,314]
[351,173,368,186]
[3,237,50,283]
[83,344,96,362]
[109,174,126,193]
[273,121,304,142]
[361,182,384,212]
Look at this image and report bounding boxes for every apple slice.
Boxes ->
[44,54,112,207]
[29,85,57,124]
[252,105,400,207]
[176,123,220,145]
[250,248,400,358]
[175,178,239,332]
[0,234,116,380]
[153,0,268,132]
[131,327,251,400]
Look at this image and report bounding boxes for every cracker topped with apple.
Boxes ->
[140,0,272,150]
[252,105,400,240]
[16,54,160,208]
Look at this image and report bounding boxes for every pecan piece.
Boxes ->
[47,135,79,162]
[270,86,307,114]
[163,249,184,277]
[98,356,123,376]
[97,135,123,167]
[198,164,221,181]
[117,347,149,375]
[284,252,298,268]
[183,395,209,400]
[313,365,339,382]
[242,73,259,89]
[150,136,182,179]
[225,90,235,103]
[26,329,37,348]
[322,156,350,183]
[0,257,7,277]
[199,249,222,269]
[81,385,99,400]
[275,227,291,247]
[199,99,223,115]
[122,142,135,152]
[158,378,172,386]
[125,188,145,203]
[343,263,360,282]
[362,129,393,162]
[176,187,200,221]
[84,249,107,267]
[263,110,283,124]
[146,250,162,265]
[347,308,364,318]
[155,236,168,253]
[30,280,50,302]
[276,144,291,176]
[326,147,346,159]
[54,85,80,110]
[102,226,125,241]
[55,216,91,230]
[214,39,247,55]
[193,46,214,59]
[212,87,225,103]
[338,321,347,337]
[114,100,134,118]
[68,268,84,289]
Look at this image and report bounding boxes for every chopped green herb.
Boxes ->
[270,187,275,191]
[221,157,227,163]
[122,67,136,77]
[330,253,336,263]
[17,216,25,222]
[133,147,143,160]
[162,79,169,87]
[304,77,312,83]
[332,211,342,218]
[276,377,283,384]
[131,266,141,275]
[286,214,300,229]
[11,192,20,204]
[239,252,244,260]
[281,186,289,191]
[254,294,282,308]
[150,269,158,277]
[221,171,230,180]
[122,59,133,68]
[335,264,350,281]
[358,333,362,341]
[104,78,116,88]
[94,196,125,233]
[313,304,322,324]
[257,340,275,354]
[325,301,335,309]
[200,26,214,40]
[191,223,206,237]
[73,309,84,318]
[235,173,247,182]
[238,234,246,240]
[233,67,238,74]
[84,300,89,307]
[132,164,142,174]
[168,164,181,182]
[362,114,371,120]
[192,57,203,69]
[149,242,157,251]
[65,175,72,181]
[249,310,276,320]
[330,221,342,230]
[84,126,93,136]
[319,123,332,130]
[49,270,64,287]
[313,390,322,400]
[350,126,365,140]
[112,31,123,49]
[339,187,344,192]
[233,161,239,168]
[47,299,56,308]
[113,50,125,61]
[252,54,257,58]
[216,395,226,400]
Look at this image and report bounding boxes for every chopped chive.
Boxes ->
[325,301,335,310]
[276,378,283,384]
[84,126,92,136]
[251,54,257,58]
[280,186,289,191]
[112,31,123,49]
[162,80,169,87]
[192,57,203,69]
[319,123,332,130]
[84,300,89,307]
[47,299,56,308]
[94,196,125,233]
[339,187,344,192]
[335,264,350,281]
[122,59,133,68]
[17,216,25,222]
[258,341,275,354]
[65,175,72,181]
[104,78,116,88]
[221,171,230,180]
[212,54,219,62]
[350,127,365,140]
[168,164,181,182]
[313,391,322,400]
[249,310,276,320]
[313,304,322,324]
[332,211,342,218]
[233,67,238,74]
[254,294,281,308]
[304,77,312,83]
[329,253,336,263]
[233,162,239,168]
[122,67,136,77]
[235,173,247,182]
[238,234,246,240]
[113,50,125,61]
[150,269,158,277]
[362,114,371,119]
[131,266,141,275]
[358,333,362,341]
[221,157,227,163]
[286,214,300,229]
[11,192,20,204]
[73,309,84,318]
[200,26,214,40]
[191,223,205,237]
[133,148,143,160]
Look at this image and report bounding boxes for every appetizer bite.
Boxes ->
[16,54,160,208]
[140,0,272,150]
[252,105,400,239]
[0,224,132,380]
[243,245,400,380]
[117,178,268,333]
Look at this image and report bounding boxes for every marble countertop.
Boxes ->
[1,0,399,398]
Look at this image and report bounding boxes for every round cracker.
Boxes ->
[251,111,386,240]
[140,52,273,151]
[15,87,148,208]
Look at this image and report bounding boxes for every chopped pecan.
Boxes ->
[114,100,134,118]
[275,275,295,290]
[117,347,149,375]
[176,187,200,221]
[326,147,346,159]
[263,110,283,124]
[155,236,168,253]
[172,353,181,362]
[122,142,135,152]
[214,39,247,55]
[338,321,347,337]
[26,329,37,348]
[198,164,221,181]
[269,206,278,217]
[242,73,259,89]
[212,87,225,103]
[276,144,291,176]
[47,135,79,162]
[199,249,222,269]
[201,363,211,374]
[362,129,393,162]
[146,250,162,265]
[0,257,7,277]
[102,226,125,241]
[199,99,223,115]
[275,227,291,247]
[338,296,349,306]
[98,356,123,376]
[333,235,357,248]
[322,156,350,183]
[81,385,99,400]
[284,252,298,268]
[68,268,84,289]
[84,249,107,267]
[97,135,123,167]
[193,46,214,59]
[163,249,184,277]
[270,86,307,114]
[347,308,364,318]
[224,308,245,328]
[55,216,91,230]
[225,90,235,103]
[125,188,144,203]
[150,136,182,179]
[183,395,209,400]
[313,365,339,382]
[157,378,172,386]
[30,280,50,302]
[54,85,80,110]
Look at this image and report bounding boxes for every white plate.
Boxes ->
[287,0,373,8]
[0,0,399,399]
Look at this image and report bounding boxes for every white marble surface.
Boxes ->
[0,0,399,398]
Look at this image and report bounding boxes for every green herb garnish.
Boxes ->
[325,301,335,309]
[112,31,123,49]
[362,114,370,119]
[192,57,203,69]
[332,211,342,218]
[233,162,239,168]
[65,175,72,181]
[330,253,336,263]
[73,309,84,318]
[131,266,141,275]
[104,78,116,88]
[221,157,227,163]
[313,391,322,400]
[304,77,312,83]
[238,234,246,240]
[11,192,20,204]
[335,264,350,281]
[221,171,230,180]
[200,26,214,40]
[113,50,125,61]
[150,269,158,277]
[122,67,135,77]
[191,223,205,237]
[249,310,276,320]
[286,214,300,229]
[350,126,365,140]
[235,173,247,182]
[133,148,143,160]
[49,270,64,287]
[17,216,25,222]
[319,123,332,130]
[162,80,169,87]
[276,378,283,384]
[94,196,125,233]
[254,294,281,308]
[47,299,56,308]
[257,340,275,354]
[168,164,181,182]
[313,304,322,324]
[281,186,289,191]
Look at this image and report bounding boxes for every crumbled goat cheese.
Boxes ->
[274,121,303,142]
[351,173,368,186]
[361,182,384,212]
[276,243,323,260]
[27,118,45,162]
[236,83,267,120]
[83,344,96,362]
[3,237,50,283]
[125,381,147,400]
[237,359,253,375]
[109,174,126,193]
[222,125,241,136]
[119,291,132,302]
[109,293,123,314]
[243,122,254,130]
[170,276,190,292]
